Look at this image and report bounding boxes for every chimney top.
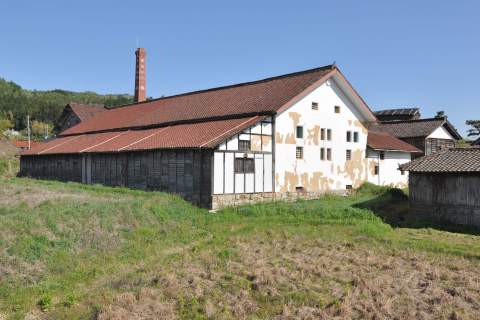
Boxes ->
[134,48,146,103]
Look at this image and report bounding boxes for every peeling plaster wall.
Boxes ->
[366,149,411,188]
[274,78,371,193]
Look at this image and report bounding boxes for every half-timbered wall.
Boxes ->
[213,117,273,195]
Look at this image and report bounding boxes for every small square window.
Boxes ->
[353,132,359,143]
[380,151,385,160]
[296,186,305,192]
[321,128,325,140]
[320,148,325,160]
[296,126,303,139]
[346,185,353,190]
[296,146,303,159]
[346,131,351,142]
[334,106,341,113]
[327,129,332,141]
[238,140,251,151]
[327,148,332,161]
[346,149,352,161]
[311,102,318,110]
[234,158,255,173]
[374,165,379,175]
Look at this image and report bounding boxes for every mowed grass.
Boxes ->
[1,178,480,319]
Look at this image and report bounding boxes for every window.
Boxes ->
[346,149,352,161]
[320,148,325,160]
[296,146,304,159]
[296,186,305,192]
[374,165,379,175]
[379,151,385,160]
[353,132,359,143]
[321,128,325,140]
[334,106,341,113]
[238,140,251,151]
[327,129,332,141]
[327,148,332,160]
[346,131,352,142]
[401,170,405,176]
[346,185,353,191]
[311,102,318,110]
[296,126,304,139]
[234,158,255,173]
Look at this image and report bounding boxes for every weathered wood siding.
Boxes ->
[20,149,213,208]
[20,154,83,182]
[409,172,480,226]
[425,138,455,155]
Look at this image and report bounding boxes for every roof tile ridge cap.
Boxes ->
[102,65,336,110]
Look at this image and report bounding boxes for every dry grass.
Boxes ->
[97,233,480,320]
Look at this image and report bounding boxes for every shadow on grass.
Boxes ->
[354,189,480,236]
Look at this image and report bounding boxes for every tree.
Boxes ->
[466,120,480,138]
[0,118,12,133]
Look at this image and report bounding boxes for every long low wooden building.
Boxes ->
[400,148,480,227]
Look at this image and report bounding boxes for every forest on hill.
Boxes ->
[0,77,133,135]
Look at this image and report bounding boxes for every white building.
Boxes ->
[21,64,421,209]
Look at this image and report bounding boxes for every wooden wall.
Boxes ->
[20,149,213,208]
[409,172,480,226]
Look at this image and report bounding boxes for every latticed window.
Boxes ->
[296,146,303,159]
[327,129,332,141]
[238,140,251,151]
[321,128,325,140]
[320,148,325,160]
[346,131,352,142]
[312,102,319,110]
[234,158,255,173]
[346,149,352,161]
[327,148,332,160]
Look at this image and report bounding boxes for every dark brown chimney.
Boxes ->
[134,48,146,102]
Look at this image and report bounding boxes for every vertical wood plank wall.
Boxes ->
[19,149,213,208]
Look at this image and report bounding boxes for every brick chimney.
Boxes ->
[134,48,146,102]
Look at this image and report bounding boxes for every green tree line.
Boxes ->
[0,77,133,132]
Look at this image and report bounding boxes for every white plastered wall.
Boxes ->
[274,77,371,192]
[427,126,454,140]
[366,149,411,188]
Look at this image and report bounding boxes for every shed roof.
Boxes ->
[367,131,421,153]
[60,65,376,136]
[21,116,264,155]
[370,117,462,140]
[400,148,480,172]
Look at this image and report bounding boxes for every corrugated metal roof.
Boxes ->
[367,131,421,153]
[400,148,480,172]
[59,66,337,136]
[21,116,264,155]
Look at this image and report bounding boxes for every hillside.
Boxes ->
[0,178,479,319]
[0,77,133,131]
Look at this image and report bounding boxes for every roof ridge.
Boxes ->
[107,64,335,110]
[379,117,445,124]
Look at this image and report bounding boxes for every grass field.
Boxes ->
[1,177,480,319]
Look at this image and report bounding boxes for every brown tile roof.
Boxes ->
[367,131,421,153]
[60,65,346,136]
[69,103,106,121]
[370,117,462,140]
[400,148,480,172]
[21,116,264,155]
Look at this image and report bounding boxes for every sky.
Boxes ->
[0,0,478,136]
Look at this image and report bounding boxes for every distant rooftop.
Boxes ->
[374,108,420,117]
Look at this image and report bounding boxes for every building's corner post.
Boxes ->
[271,115,276,199]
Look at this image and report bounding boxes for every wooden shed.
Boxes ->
[400,148,480,227]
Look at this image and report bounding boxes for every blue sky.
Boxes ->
[1,0,478,136]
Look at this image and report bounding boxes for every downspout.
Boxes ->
[271,115,276,197]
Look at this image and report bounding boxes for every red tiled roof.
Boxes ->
[21,116,264,155]
[60,66,339,136]
[69,103,106,121]
[367,131,421,153]
[400,148,480,172]
[11,140,43,149]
